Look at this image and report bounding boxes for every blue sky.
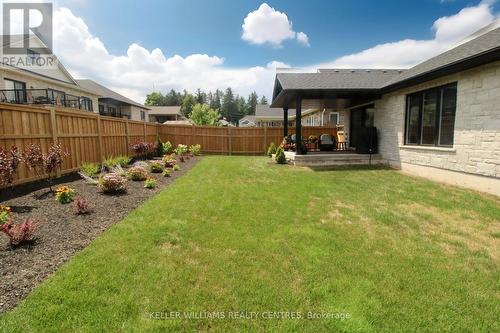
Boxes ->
[64,0,498,67]
[50,0,499,101]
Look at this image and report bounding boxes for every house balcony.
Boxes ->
[0,89,93,111]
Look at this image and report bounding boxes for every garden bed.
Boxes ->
[0,156,200,313]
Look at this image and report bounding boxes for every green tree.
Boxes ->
[164,89,182,106]
[235,96,247,120]
[145,92,166,106]
[259,95,269,105]
[181,93,197,116]
[189,103,221,126]
[221,88,236,124]
[247,91,258,115]
[209,89,222,111]
[195,88,207,104]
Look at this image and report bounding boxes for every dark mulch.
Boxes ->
[0,156,200,313]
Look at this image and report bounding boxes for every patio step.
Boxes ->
[284,151,383,167]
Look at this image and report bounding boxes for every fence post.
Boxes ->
[191,125,195,146]
[125,119,130,155]
[96,115,103,161]
[143,122,147,141]
[263,126,267,155]
[49,107,61,177]
[227,127,232,156]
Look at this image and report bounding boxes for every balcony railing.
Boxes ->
[0,89,93,111]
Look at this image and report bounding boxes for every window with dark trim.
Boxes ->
[140,110,146,121]
[404,83,457,147]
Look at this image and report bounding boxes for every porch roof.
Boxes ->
[271,24,500,108]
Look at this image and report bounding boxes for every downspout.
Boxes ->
[321,108,326,126]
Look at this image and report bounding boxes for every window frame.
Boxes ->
[329,112,340,125]
[404,82,457,148]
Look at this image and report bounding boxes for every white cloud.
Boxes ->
[296,32,310,47]
[314,1,497,69]
[51,7,285,103]
[241,3,309,47]
[33,1,498,105]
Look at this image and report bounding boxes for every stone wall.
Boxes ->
[374,60,500,179]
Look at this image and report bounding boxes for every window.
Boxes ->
[3,79,26,103]
[405,83,457,147]
[140,110,146,121]
[108,106,117,116]
[98,105,105,114]
[80,97,93,111]
[329,112,339,125]
[48,89,66,105]
[365,109,375,127]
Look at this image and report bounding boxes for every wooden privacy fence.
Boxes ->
[158,124,338,155]
[0,102,337,185]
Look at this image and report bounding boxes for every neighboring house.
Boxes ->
[239,115,257,127]
[239,105,295,127]
[76,79,150,121]
[271,22,500,195]
[148,106,183,123]
[0,35,99,111]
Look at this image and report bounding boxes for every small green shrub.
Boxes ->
[267,143,277,157]
[127,166,148,181]
[162,169,171,177]
[144,177,157,189]
[55,186,76,204]
[189,144,201,156]
[80,162,100,177]
[174,144,188,156]
[150,162,164,173]
[162,141,173,155]
[103,155,131,169]
[275,147,286,164]
[115,155,132,167]
[172,164,181,171]
[162,155,177,168]
[155,136,163,157]
[0,205,12,226]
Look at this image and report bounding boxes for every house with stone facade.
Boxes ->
[271,23,500,196]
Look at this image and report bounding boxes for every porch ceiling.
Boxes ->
[270,88,381,109]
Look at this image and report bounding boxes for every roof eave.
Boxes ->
[383,46,500,93]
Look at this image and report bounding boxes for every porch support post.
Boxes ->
[295,94,305,155]
[283,107,288,138]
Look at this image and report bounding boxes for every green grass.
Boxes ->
[1,156,499,332]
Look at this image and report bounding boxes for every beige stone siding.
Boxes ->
[0,68,99,112]
[374,60,500,179]
[128,105,148,122]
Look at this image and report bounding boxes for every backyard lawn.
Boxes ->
[0,156,499,332]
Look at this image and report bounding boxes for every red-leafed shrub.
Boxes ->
[130,141,155,159]
[23,143,68,190]
[0,145,22,187]
[74,196,90,214]
[1,218,38,246]
[99,173,127,193]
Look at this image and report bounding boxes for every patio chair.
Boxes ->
[319,134,336,151]
[336,129,347,151]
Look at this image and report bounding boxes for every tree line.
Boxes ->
[145,88,269,125]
